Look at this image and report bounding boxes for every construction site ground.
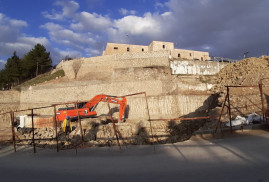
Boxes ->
[2,56,269,182]
[2,56,269,151]
[1,129,269,182]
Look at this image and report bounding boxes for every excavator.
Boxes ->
[56,95,127,122]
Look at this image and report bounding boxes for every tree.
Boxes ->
[0,69,8,90]
[21,44,52,78]
[5,51,21,84]
[72,60,82,79]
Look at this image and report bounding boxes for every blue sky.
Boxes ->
[1,0,269,69]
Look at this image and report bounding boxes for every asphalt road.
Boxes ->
[1,133,269,182]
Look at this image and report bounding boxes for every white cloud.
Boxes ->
[40,0,269,60]
[9,19,28,27]
[203,45,211,50]
[119,8,136,16]
[42,10,64,21]
[0,60,6,64]
[113,13,161,35]
[40,22,62,31]
[41,22,95,46]
[70,11,112,32]
[42,0,79,20]
[18,37,49,46]
[108,11,174,44]
[0,60,5,70]
[0,13,49,59]
[58,1,79,17]
[55,48,82,60]
[155,2,165,9]
[84,48,102,57]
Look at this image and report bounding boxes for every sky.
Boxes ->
[0,0,269,69]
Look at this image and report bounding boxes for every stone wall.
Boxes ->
[0,90,20,140]
[170,60,228,75]
[149,41,174,51]
[0,90,20,114]
[19,81,212,120]
[59,51,222,80]
[103,43,149,55]
[171,49,210,61]
[57,51,170,80]
[102,41,209,61]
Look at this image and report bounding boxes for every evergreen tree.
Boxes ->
[21,44,52,78]
[5,51,21,84]
[0,69,8,90]
[0,44,52,89]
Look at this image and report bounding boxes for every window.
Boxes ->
[127,47,130,52]
[114,47,118,50]
[190,53,192,57]
[142,48,144,52]
[178,53,181,58]
[201,57,203,61]
[163,45,165,49]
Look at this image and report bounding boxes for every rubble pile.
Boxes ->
[213,56,269,93]
[203,56,269,130]
[14,117,208,148]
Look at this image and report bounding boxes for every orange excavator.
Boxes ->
[56,95,127,122]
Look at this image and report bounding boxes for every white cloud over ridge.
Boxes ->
[113,13,161,35]
[41,1,174,58]
[2,0,268,65]
[0,13,49,60]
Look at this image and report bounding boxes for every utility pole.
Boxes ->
[126,34,129,44]
[243,51,249,59]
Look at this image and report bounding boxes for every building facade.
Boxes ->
[102,41,210,61]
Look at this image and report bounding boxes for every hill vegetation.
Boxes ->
[0,44,52,90]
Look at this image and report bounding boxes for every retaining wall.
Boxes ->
[0,90,20,115]
[19,87,212,120]
[170,60,228,75]
[57,51,170,79]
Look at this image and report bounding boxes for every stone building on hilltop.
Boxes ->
[102,41,210,61]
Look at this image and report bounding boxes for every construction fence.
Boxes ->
[2,83,269,154]
[0,92,212,153]
[215,82,269,134]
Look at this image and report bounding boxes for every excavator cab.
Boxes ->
[77,102,87,109]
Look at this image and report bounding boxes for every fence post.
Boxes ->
[76,104,85,148]
[31,109,36,153]
[10,111,16,152]
[53,106,59,152]
[226,86,233,134]
[107,102,121,149]
[259,83,266,122]
[144,92,155,145]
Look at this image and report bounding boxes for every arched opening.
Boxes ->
[127,47,130,52]
[178,53,181,58]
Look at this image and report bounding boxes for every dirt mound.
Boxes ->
[206,56,269,130]
[212,56,269,93]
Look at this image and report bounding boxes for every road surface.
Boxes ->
[0,132,269,182]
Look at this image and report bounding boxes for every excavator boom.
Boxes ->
[56,95,127,122]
